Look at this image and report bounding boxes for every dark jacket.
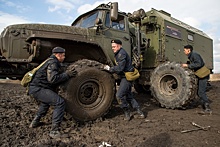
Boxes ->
[109,48,134,75]
[187,51,205,71]
[29,55,69,94]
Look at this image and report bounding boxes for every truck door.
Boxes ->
[103,12,131,58]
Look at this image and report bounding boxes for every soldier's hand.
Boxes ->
[181,64,188,68]
[103,65,110,71]
[66,68,77,77]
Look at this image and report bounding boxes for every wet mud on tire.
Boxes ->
[150,62,198,109]
[59,59,115,122]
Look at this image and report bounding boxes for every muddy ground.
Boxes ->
[0,79,220,147]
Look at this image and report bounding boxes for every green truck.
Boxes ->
[0,2,213,121]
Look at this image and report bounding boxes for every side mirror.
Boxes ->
[110,2,118,21]
[95,18,103,34]
[95,18,102,25]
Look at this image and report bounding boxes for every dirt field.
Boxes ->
[0,79,220,147]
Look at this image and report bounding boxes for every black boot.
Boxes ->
[136,108,145,119]
[29,115,42,128]
[123,108,131,121]
[203,103,212,114]
[49,124,61,138]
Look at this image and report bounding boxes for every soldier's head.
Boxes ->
[52,47,66,62]
[111,39,122,53]
[183,45,193,55]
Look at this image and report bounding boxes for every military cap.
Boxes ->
[52,47,65,53]
[111,39,122,45]
[184,45,193,51]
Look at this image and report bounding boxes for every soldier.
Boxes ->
[28,47,77,138]
[181,45,212,114]
[104,39,145,120]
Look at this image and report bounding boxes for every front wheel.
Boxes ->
[60,59,115,121]
[150,62,197,109]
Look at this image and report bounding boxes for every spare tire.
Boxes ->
[60,59,115,121]
[150,62,197,109]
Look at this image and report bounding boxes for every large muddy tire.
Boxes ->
[60,59,115,121]
[150,62,197,109]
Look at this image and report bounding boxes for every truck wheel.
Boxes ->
[150,62,197,109]
[60,59,115,122]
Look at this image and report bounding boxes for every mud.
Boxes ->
[0,80,220,147]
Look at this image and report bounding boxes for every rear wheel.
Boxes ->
[150,62,197,109]
[60,59,115,121]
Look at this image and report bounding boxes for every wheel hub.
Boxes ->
[79,82,99,105]
[160,75,178,96]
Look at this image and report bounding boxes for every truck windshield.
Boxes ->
[73,11,100,28]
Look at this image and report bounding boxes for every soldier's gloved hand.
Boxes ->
[103,65,110,71]
[66,68,77,77]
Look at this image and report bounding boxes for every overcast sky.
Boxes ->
[0,0,219,73]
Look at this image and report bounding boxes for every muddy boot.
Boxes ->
[199,103,212,115]
[49,124,61,138]
[203,103,212,114]
[136,108,145,119]
[123,108,131,121]
[49,124,69,138]
[29,115,42,128]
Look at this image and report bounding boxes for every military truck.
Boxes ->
[0,2,213,121]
